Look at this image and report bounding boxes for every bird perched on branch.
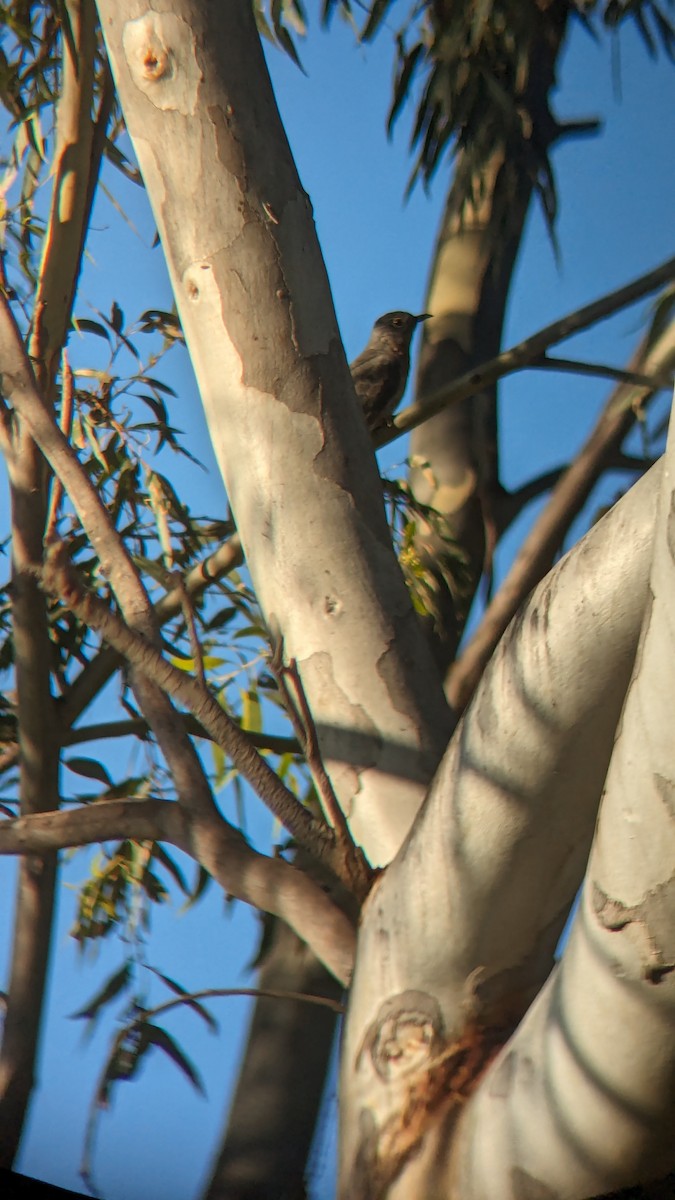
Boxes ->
[349,310,430,434]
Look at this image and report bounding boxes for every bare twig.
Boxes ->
[62,715,299,756]
[126,987,346,1028]
[274,656,372,901]
[534,354,672,390]
[385,255,675,444]
[45,351,74,541]
[170,570,205,687]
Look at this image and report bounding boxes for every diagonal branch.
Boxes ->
[386,255,675,444]
[534,353,672,390]
[272,654,372,899]
[0,286,222,824]
[446,320,675,712]
[0,1,101,1166]
[36,545,336,871]
[124,986,346,1029]
[59,535,245,732]
[0,535,246,779]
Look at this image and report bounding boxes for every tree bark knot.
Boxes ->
[351,991,509,1198]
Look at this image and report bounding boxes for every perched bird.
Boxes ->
[350,311,430,433]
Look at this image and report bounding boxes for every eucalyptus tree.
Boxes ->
[0,2,673,1199]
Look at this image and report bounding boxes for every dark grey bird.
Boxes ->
[349,311,430,433]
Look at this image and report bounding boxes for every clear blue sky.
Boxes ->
[1,9,673,1200]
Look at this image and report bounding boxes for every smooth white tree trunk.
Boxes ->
[339,459,672,1198]
[95,0,453,866]
[92,3,675,1196]
[447,408,675,1199]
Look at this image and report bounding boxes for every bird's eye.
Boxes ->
[392,317,402,327]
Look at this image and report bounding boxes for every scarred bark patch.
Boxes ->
[122,12,200,114]
[346,991,509,1199]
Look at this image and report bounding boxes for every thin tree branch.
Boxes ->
[499,468,567,527]
[535,354,672,390]
[0,2,99,1166]
[385,255,675,443]
[446,322,675,713]
[127,987,346,1026]
[59,535,245,733]
[156,536,244,620]
[0,801,356,987]
[610,452,657,472]
[273,655,372,900]
[0,286,223,825]
[500,451,655,530]
[36,545,337,872]
[61,715,299,756]
[44,351,74,541]
[164,568,206,687]
[0,535,247,779]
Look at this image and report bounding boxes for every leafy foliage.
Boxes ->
[0,1,310,968]
[384,469,473,641]
[253,0,308,68]
[318,0,675,240]
[0,2,671,1191]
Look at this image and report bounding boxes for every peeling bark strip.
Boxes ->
[95,0,453,868]
[340,463,662,1196]
[592,880,675,984]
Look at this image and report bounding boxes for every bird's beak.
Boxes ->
[416,313,432,323]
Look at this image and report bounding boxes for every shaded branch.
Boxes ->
[0,801,356,986]
[501,452,655,530]
[387,255,675,443]
[272,654,371,900]
[36,546,337,872]
[62,715,299,757]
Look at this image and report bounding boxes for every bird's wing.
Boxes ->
[349,348,404,420]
